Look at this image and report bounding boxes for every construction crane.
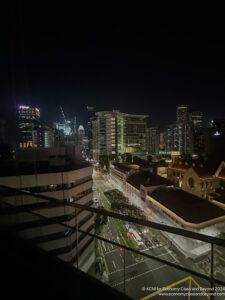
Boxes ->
[59,106,71,136]
[59,106,67,124]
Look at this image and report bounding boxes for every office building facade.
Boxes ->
[164,122,193,155]
[189,111,203,130]
[146,127,160,156]
[92,111,148,161]
[0,146,94,271]
[176,104,188,123]
[17,105,45,148]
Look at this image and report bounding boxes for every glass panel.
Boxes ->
[214,244,225,282]
[1,185,225,300]
[88,237,122,289]
[124,247,211,300]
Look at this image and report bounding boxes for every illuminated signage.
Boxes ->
[19,105,30,109]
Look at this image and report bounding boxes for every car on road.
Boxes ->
[152,237,160,247]
[125,224,130,230]
[145,240,151,247]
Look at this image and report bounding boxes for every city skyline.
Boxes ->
[1,19,225,138]
[1,13,225,299]
[1,101,224,147]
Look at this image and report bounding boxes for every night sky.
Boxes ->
[1,7,225,143]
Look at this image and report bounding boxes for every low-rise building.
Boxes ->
[148,187,225,230]
[167,159,221,198]
[108,164,225,257]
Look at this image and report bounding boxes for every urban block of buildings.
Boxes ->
[109,161,225,257]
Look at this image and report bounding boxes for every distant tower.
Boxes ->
[78,125,85,136]
[57,106,71,136]
[73,116,77,134]
[87,106,95,139]
[78,125,85,147]
[176,104,188,123]
[17,105,44,148]
[189,111,203,130]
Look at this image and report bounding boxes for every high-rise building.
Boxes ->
[17,105,45,148]
[53,122,72,136]
[87,106,95,139]
[189,111,203,130]
[92,110,148,161]
[159,132,165,150]
[165,123,193,155]
[189,112,204,155]
[77,125,85,147]
[0,146,94,271]
[164,105,193,155]
[86,107,95,158]
[73,116,77,134]
[146,127,160,156]
[44,126,55,148]
[176,104,188,123]
[53,106,72,137]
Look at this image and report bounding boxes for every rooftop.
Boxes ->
[213,194,225,205]
[0,160,91,177]
[127,171,172,189]
[150,188,225,224]
[95,110,148,119]
[113,162,139,173]
[218,167,225,179]
[170,158,221,179]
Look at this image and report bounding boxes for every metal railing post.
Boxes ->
[188,277,191,300]
[75,208,79,269]
[123,248,126,294]
[210,243,214,300]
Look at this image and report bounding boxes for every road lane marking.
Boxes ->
[109,259,176,276]
[109,258,149,275]
[140,276,210,300]
[105,248,117,256]
[112,260,116,269]
[112,264,167,287]
[98,240,109,275]
[102,241,106,252]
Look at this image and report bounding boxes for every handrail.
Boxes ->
[1,184,225,247]
[2,184,225,296]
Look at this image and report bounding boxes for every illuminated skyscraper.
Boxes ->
[17,106,54,148]
[73,116,77,134]
[146,127,160,156]
[92,110,148,161]
[176,104,188,123]
[163,104,193,155]
[189,111,203,130]
[17,105,44,148]
[87,106,95,139]
[165,120,194,155]
[86,106,95,158]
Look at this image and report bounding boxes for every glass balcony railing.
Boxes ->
[0,185,225,300]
